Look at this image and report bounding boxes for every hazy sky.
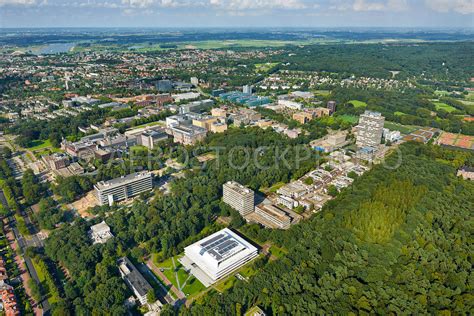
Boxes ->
[0,0,473,28]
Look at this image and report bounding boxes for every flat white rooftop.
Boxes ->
[180,228,257,287]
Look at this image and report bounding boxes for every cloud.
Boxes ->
[425,0,474,14]
[0,0,36,5]
[208,0,307,10]
[331,0,408,12]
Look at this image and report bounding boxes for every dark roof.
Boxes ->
[118,257,152,297]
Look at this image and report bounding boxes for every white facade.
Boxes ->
[89,221,113,244]
[278,99,303,110]
[383,128,401,143]
[180,228,258,287]
[243,85,253,94]
[95,172,153,206]
[356,111,385,148]
[223,181,255,216]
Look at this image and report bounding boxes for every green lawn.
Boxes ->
[182,276,206,297]
[26,139,52,151]
[130,145,148,153]
[348,100,367,108]
[267,182,286,193]
[155,255,205,298]
[269,245,288,259]
[128,120,164,129]
[238,264,257,279]
[214,275,236,293]
[384,121,419,134]
[434,90,450,96]
[434,102,457,113]
[313,90,331,97]
[394,111,406,116]
[255,62,279,72]
[338,114,358,124]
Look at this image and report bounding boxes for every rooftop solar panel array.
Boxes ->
[199,232,242,261]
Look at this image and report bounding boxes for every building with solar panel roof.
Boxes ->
[180,228,258,287]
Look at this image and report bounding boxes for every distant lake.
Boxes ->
[35,42,76,55]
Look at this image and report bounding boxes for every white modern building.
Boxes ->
[223,181,255,216]
[278,99,303,110]
[243,85,253,94]
[383,128,401,143]
[94,172,153,206]
[180,228,258,287]
[89,221,113,244]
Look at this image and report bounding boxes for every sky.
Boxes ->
[0,0,473,28]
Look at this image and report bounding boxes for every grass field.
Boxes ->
[26,139,52,150]
[155,255,205,298]
[338,114,359,124]
[128,121,165,129]
[255,62,279,72]
[384,121,419,134]
[394,111,406,116]
[434,102,457,113]
[269,245,287,259]
[266,182,286,193]
[313,90,331,97]
[348,100,367,108]
[214,275,236,292]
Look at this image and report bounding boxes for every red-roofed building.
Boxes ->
[0,285,20,316]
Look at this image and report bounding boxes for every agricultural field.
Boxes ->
[132,39,317,52]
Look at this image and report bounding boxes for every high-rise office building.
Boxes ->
[356,111,385,149]
[243,85,253,94]
[95,172,153,206]
[327,101,336,115]
[222,181,255,216]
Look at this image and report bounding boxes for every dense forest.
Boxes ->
[43,127,322,313]
[274,42,474,81]
[42,126,474,314]
[183,142,473,315]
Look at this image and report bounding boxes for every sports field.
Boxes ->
[437,132,474,150]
